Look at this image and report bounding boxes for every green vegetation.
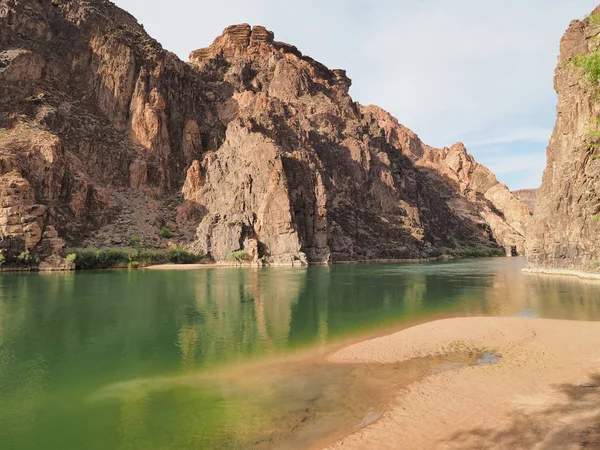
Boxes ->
[16,250,40,266]
[583,118,600,153]
[165,247,204,264]
[68,248,131,269]
[571,9,600,85]
[585,11,600,26]
[0,250,42,268]
[592,215,600,222]
[159,227,174,239]
[587,259,600,271]
[65,246,205,270]
[571,9,600,84]
[130,235,141,248]
[227,250,249,263]
[65,253,77,264]
[571,52,600,83]
[589,128,600,141]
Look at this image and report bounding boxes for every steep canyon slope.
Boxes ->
[526,8,600,274]
[0,0,530,264]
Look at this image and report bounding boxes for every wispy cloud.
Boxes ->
[476,147,547,189]
[468,128,553,147]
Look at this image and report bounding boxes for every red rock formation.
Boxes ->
[363,106,531,255]
[0,0,212,254]
[526,9,600,273]
[183,25,530,261]
[0,1,530,264]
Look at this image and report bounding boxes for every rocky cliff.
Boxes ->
[0,0,531,265]
[513,189,538,214]
[526,7,600,273]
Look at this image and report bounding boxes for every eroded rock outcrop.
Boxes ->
[182,24,530,261]
[0,0,212,258]
[513,189,538,214]
[526,8,600,273]
[0,0,531,265]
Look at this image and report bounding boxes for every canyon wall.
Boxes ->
[0,0,531,264]
[526,8,600,273]
[513,189,538,214]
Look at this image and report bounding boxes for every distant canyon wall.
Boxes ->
[512,189,537,214]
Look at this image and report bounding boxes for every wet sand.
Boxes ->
[327,317,600,449]
[523,267,600,281]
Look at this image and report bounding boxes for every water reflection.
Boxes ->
[0,259,599,449]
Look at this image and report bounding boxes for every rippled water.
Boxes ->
[1,257,599,449]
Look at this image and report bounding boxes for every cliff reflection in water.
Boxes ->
[167,259,600,370]
[177,268,304,369]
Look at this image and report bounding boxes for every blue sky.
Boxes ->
[114,0,596,190]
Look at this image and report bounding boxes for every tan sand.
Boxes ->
[327,317,600,449]
[522,267,600,281]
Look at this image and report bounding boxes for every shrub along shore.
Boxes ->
[0,245,508,271]
[64,246,206,270]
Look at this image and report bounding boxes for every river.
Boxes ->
[1,258,599,449]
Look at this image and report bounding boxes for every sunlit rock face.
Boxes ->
[512,189,538,214]
[526,9,600,273]
[184,24,530,262]
[0,0,529,264]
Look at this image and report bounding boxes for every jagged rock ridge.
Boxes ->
[0,1,530,265]
[526,7,600,273]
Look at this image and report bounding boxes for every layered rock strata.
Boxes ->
[0,1,531,265]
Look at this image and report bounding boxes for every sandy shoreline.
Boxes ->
[522,267,600,281]
[326,317,600,449]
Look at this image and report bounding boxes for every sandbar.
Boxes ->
[327,317,600,449]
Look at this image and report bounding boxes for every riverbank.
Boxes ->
[145,254,514,270]
[523,267,600,281]
[145,262,222,270]
[327,317,600,449]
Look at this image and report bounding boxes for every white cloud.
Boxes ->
[477,150,547,189]
[468,127,553,147]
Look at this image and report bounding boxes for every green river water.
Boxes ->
[1,258,600,449]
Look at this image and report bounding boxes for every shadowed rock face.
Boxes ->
[361,106,530,256]
[0,0,530,264]
[526,9,600,273]
[0,0,214,254]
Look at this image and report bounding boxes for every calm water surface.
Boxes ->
[1,258,600,449]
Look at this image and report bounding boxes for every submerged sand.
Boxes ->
[522,267,600,281]
[327,317,600,449]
